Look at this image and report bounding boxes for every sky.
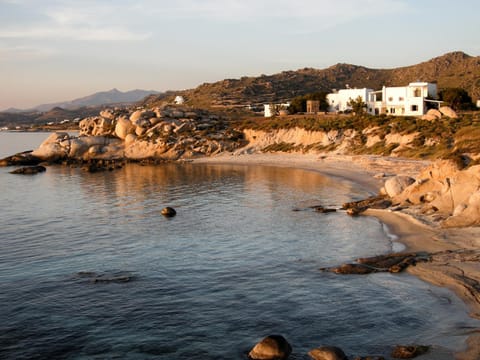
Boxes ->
[0,0,479,110]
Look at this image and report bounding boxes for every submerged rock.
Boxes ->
[249,335,292,360]
[10,165,46,175]
[391,345,430,358]
[74,271,135,284]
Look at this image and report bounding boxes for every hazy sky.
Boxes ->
[0,0,478,110]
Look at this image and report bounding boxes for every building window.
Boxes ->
[399,97,404,101]
[388,97,393,102]
[413,88,421,97]
[390,108,395,114]
[411,105,418,112]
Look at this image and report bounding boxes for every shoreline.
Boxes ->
[195,152,480,359]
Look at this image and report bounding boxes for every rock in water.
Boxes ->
[391,345,430,358]
[9,165,46,175]
[161,207,177,217]
[308,346,348,360]
[249,335,292,360]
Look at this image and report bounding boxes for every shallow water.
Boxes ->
[0,133,478,359]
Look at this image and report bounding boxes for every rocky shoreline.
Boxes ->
[2,115,480,358]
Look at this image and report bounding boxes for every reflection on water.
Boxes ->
[0,160,478,359]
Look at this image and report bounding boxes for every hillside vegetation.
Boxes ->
[237,111,480,165]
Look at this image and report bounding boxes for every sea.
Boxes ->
[0,131,478,359]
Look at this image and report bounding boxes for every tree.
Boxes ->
[288,92,329,114]
[439,88,474,110]
[347,96,367,115]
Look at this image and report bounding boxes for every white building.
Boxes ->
[368,82,438,116]
[327,88,373,113]
[327,82,439,116]
[174,96,185,105]
[264,103,290,117]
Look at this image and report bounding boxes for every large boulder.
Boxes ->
[115,117,136,140]
[308,346,348,360]
[425,109,442,120]
[384,175,416,197]
[439,106,458,119]
[249,335,292,360]
[31,132,71,161]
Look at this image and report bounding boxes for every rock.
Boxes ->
[391,345,429,358]
[125,133,137,146]
[321,252,430,275]
[32,132,71,161]
[421,113,438,121]
[115,116,136,140]
[353,357,385,360]
[310,205,337,213]
[0,151,42,167]
[439,106,458,119]
[161,207,177,217]
[384,176,415,197]
[249,335,292,360]
[100,109,116,120]
[426,108,442,119]
[308,346,348,360]
[129,110,144,123]
[9,165,46,175]
[79,116,115,136]
[342,195,392,215]
[329,263,378,275]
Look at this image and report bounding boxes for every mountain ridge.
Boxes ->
[12,88,161,113]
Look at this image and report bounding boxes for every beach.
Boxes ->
[195,152,480,359]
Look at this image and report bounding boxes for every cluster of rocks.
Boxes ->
[381,160,480,227]
[248,335,429,359]
[76,105,246,161]
[421,106,458,121]
[0,105,247,168]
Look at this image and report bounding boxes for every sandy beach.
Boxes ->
[195,152,480,359]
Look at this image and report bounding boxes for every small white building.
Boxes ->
[174,96,185,105]
[264,103,290,117]
[327,88,373,113]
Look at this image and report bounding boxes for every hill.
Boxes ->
[143,51,480,108]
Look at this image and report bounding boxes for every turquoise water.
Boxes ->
[0,132,477,359]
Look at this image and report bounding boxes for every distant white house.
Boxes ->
[264,102,290,117]
[174,96,185,105]
[327,82,440,116]
[327,88,373,113]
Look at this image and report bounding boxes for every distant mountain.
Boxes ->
[30,88,161,112]
[143,51,480,108]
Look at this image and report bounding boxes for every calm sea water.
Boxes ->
[0,132,478,359]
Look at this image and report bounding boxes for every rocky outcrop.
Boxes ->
[388,160,480,227]
[16,105,246,164]
[320,252,430,274]
[249,335,292,360]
